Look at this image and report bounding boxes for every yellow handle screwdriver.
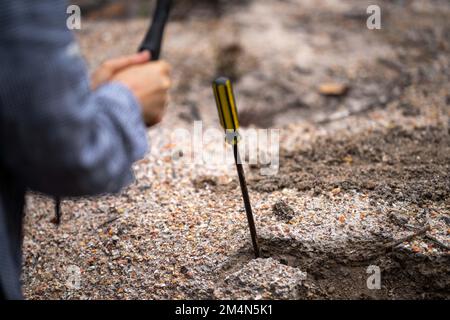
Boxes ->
[212,77,261,258]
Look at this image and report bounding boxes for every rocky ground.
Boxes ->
[22,0,449,299]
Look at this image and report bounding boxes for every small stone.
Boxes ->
[192,176,217,189]
[342,155,353,164]
[440,216,450,226]
[272,200,295,222]
[318,83,349,96]
[180,266,189,274]
[388,211,408,226]
[331,187,341,195]
[217,175,232,185]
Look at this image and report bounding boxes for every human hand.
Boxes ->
[91,51,151,90]
[112,60,171,126]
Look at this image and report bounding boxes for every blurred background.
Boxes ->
[71,0,449,130]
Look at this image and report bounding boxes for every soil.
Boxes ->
[251,126,450,206]
[22,0,449,299]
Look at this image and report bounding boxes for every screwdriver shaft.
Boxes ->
[233,144,260,258]
[54,196,61,225]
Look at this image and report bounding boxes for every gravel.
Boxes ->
[21,0,449,300]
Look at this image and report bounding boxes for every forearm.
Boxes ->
[1,76,148,197]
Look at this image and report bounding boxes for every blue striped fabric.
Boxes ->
[0,1,148,299]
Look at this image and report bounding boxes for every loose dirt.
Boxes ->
[22,0,449,299]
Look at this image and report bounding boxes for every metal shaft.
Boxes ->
[233,144,260,258]
[54,196,61,225]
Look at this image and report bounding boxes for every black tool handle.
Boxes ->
[139,0,172,60]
